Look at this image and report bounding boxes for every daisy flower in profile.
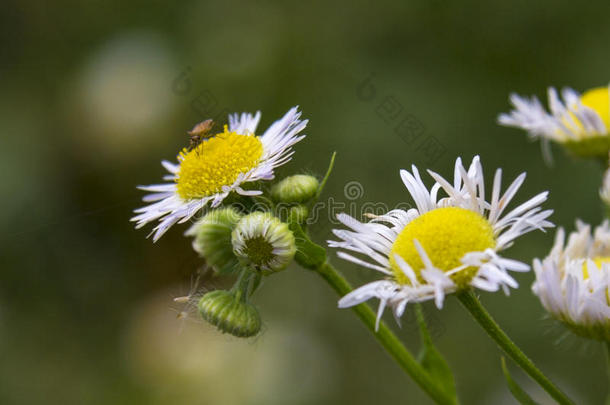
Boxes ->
[131,107,307,241]
[532,221,610,341]
[328,156,553,328]
[498,84,610,159]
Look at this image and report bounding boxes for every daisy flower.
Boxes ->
[498,84,610,159]
[532,221,610,341]
[328,156,553,328]
[231,212,296,274]
[131,107,307,241]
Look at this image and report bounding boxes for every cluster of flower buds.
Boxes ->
[186,173,321,337]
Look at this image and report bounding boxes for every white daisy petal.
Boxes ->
[338,280,396,308]
[331,156,551,325]
[132,107,307,241]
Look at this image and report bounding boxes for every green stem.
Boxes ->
[232,269,252,302]
[248,272,262,298]
[315,261,457,405]
[292,152,455,404]
[457,290,574,405]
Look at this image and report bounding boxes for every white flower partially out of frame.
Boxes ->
[532,221,610,341]
[328,156,553,329]
[498,84,610,159]
[131,107,307,242]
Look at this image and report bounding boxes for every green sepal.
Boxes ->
[315,151,336,200]
[501,357,541,405]
[415,304,458,403]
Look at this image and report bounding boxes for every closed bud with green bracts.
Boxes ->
[185,208,242,274]
[232,212,296,274]
[198,290,261,338]
[271,174,319,203]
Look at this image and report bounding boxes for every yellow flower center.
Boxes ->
[176,128,263,200]
[562,87,610,138]
[580,87,610,129]
[389,207,496,289]
[581,256,610,279]
[582,256,610,305]
[561,87,610,157]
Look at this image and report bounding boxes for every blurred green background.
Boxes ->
[1,0,609,404]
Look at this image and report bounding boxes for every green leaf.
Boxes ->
[289,220,327,270]
[415,305,458,402]
[501,357,541,405]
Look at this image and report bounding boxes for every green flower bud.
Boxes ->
[231,212,296,274]
[185,208,242,274]
[198,290,261,338]
[271,174,319,203]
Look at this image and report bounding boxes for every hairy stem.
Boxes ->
[457,290,574,405]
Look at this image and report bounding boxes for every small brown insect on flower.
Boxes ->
[187,119,215,151]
